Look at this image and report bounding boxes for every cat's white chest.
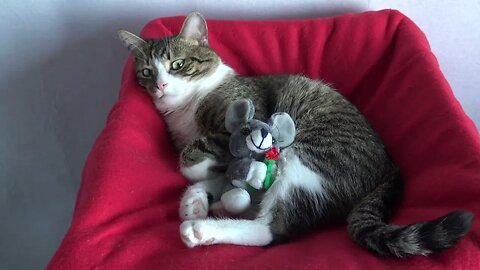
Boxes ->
[157,100,199,150]
[151,62,234,150]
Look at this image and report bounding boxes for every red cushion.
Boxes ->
[48,10,480,269]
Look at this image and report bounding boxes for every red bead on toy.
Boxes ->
[265,147,280,160]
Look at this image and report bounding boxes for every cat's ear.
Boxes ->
[179,12,208,46]
[117,29,148,59]
[268,113,296,148]
[225,99,255,133]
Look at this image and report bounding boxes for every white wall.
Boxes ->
[370,0,480,126]
[0,1,478,269]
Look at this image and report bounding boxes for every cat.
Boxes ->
[118,12,473,257]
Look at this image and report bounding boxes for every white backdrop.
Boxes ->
[0,0,478,269]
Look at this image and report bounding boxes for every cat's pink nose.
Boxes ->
[157,82,168,91]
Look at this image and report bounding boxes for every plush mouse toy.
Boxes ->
[219,99,296,215]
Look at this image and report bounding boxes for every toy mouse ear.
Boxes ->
[225,99,255,133]
[269,113,295,148]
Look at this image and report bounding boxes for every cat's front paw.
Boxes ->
[180,220,216,248]
[179,188,209,221]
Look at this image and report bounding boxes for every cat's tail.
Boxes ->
[347,174,473,257]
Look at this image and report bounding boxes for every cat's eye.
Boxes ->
[171,59,185,71]
[142,68,152,77]
[241,127,252,136]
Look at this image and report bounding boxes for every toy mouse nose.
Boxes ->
[260,128,269,138]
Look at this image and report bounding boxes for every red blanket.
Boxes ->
[48,10,480,269]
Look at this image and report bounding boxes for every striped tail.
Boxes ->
[347,178,473,257]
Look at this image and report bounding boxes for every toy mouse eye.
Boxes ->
[241,127,252,136]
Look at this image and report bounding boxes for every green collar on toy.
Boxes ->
[262,147,280,189]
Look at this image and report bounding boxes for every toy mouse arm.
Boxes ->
[226,158,267,190]
[245,161,267,189]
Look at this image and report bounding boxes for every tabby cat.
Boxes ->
[118,12,473,257]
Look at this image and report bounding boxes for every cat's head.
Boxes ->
[118,12,231,110]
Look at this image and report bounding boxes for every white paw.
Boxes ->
[246,161,267,189]
[180,220,216,248]
[179,188,209,221]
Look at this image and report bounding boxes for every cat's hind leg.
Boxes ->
[180,218,273,247]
